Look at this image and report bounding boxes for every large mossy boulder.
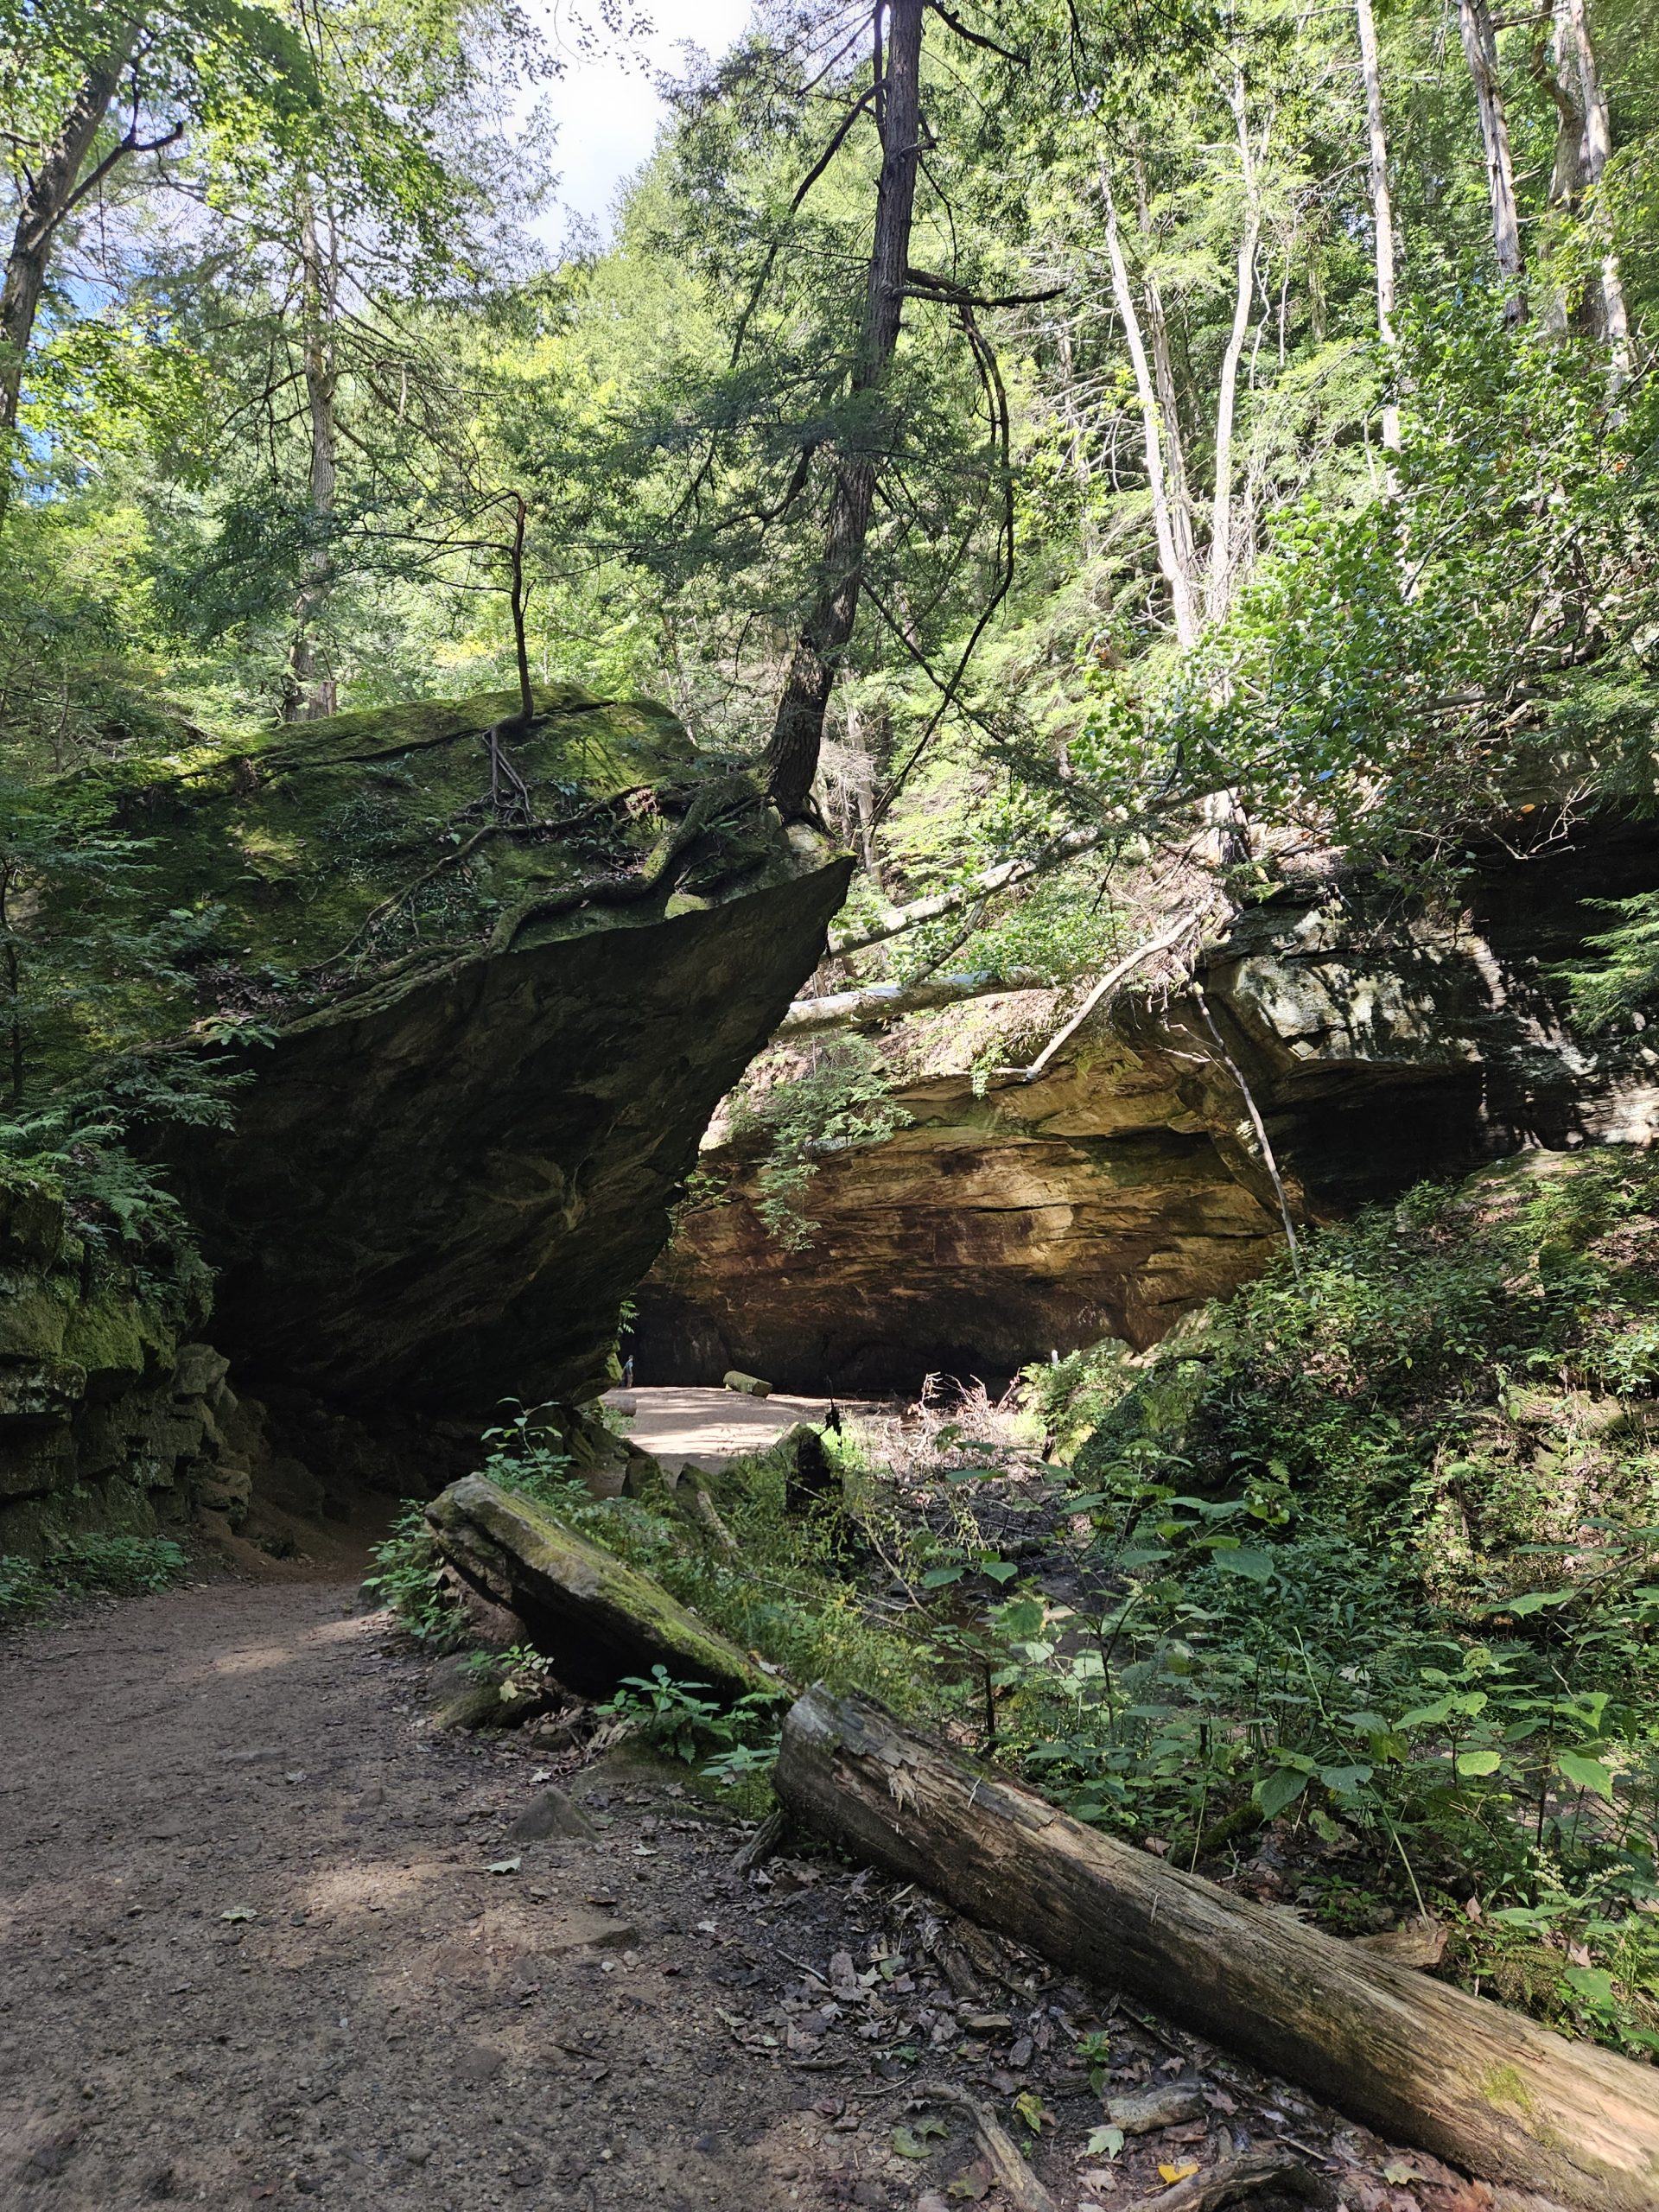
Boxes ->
[69,684,850,1414]
[425,1473,779,1702]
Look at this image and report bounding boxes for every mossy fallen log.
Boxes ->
[425,1474,777,1703]
[774,1685,1659,2212]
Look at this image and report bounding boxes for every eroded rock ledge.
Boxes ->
[639,822,1659,1391]
[3,686,849,1541]
[133,685,852,1415]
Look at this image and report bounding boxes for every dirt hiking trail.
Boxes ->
[0,1572,1510,2212]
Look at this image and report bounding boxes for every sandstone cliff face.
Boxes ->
[0,1167,242,1549]
[639,823,1659,1393]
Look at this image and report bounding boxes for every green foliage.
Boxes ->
[596,1664,786,1782]
[1558,892,1659,1033]
[1072,305,1659,881]
[730,1039,913,1249]
[1019,1340,1137,1460]
[992,1151,1659,2053]
[0,1534,188,1620]
[361,1504,461,1647]
[474,1402,575,1507]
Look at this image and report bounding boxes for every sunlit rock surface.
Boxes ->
[639,824,1659,1391]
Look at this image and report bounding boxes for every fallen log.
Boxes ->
[774,1687,1659,2212]
[424,1474,778,1703]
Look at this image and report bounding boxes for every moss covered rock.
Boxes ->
[53,686,850,1414]
[0,1166,244,1549]
[425,1473,780,1702]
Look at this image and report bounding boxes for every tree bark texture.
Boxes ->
[828,824,1107,957]
[1207,76,1264,616]
[285,191,340,721]
[780,964,1044,1035]
[766,0,924,815]
[1353,0,1401,448]
[1099,166,1198,648]
[774,1686,1659,2212]
[0,22,141,437]
[1530,0,1587,336]
[1457,0,1527,321]
[1563,0,1630,374]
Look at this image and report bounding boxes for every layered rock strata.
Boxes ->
[639,822,1659,1391]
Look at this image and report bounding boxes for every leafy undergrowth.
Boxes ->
[1007,1146,1659,2059]
[373,1147,1659,2057]
[0,1534,190,1624]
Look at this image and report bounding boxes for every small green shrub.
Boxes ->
[597,1664,786,1780]
[0,1533,189,1621]
[361,1505,461,1645]
[1019,1339,1136,1460]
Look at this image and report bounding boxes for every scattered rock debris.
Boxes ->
[0,1573,1553,2209]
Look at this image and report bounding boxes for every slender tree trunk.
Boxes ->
[765,0,924,817]
[843,696,883,880]
[1133,158,1199,599]
[1207,75,1264,619]
[1354,0,1401,447]
[1100,166,1198,649]
[1530,0,1587,336]
[1563,0,1630,380]
[285,191,340,721]
[1054,314,1094,550]
[1457,0,1527,322]
[0,20,140,502]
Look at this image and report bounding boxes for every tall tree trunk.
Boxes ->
[1100,166,1198,649]
[1530,0,1587,336]
[284,191,340,722]
[1354,0,1401,447]
[0,20,140,496]
[1207,74,1264,619]
[1457,0,1527,322]
[765,0,924,817]
[1563,0,1630,379]
[1133,158,1200,602]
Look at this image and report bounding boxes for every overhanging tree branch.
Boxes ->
[828,825,1110,955]
[780,965,1046,1034]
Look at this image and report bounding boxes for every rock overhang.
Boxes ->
[48,684,853,1415]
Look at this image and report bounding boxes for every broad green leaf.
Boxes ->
[1562,1966,1618,2011]
[1454,1749,1502,1777]
[1555,1750,1616,1798]
[1318,1764,1374,1796]
[1254,1765,1310,1819]
[1210,1547,1274,1582]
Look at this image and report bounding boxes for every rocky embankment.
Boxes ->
[639,821,1659,1390]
